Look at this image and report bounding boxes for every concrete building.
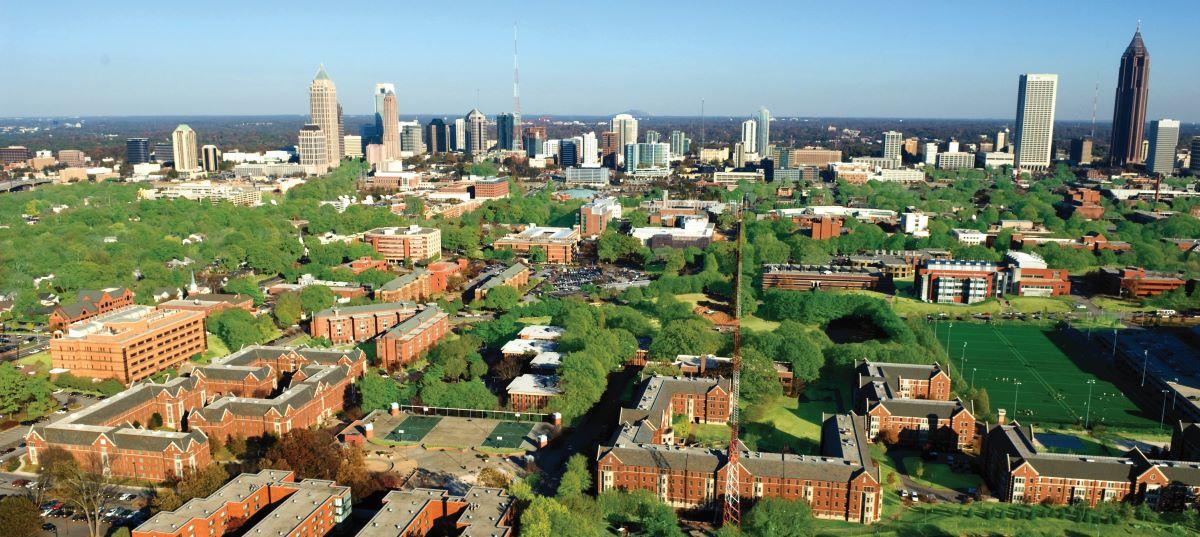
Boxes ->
[126,138,151,165]
[298,124,329,175]
[200,144,220,172]
[376,306,449,371]
[426,118,450,154]
[473,264,530,301]
[977,151,1015,169]
[951,228,986,246]
[883,131,902,161]
[343,134,363,159]
[669,130,688,157]
[1191,137,1200,176]
[624,142,670,172]
[142,181,262,206]
[50,305,206,384]
[916,260,1001,304]
[154,142,174,165]
[611,114,638,164]
[755,107,771,156]
[1069,137,1094,165]
[761,264,892,292]
[364,225,442,263]
[631,215,715,249]
[309,65,341,169]
[740,118,758,160]
[380,91,401,160]
[579,196,622,237]
[58,149,87,168]
[1014,73,1058,171]
[935,151,974,170]
[465,109,487,153]
[901,211,929,236]
[494,225,581,264]
[1111,27,1151,166]
[564,166,611,186]
[309,302,419,344]
[1146,119,1180,175]
[171,124,199,173]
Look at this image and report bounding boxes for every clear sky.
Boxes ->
[2,0,1197,121]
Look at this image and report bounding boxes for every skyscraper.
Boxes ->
[154,142,173,165]
[670,130,687,157]
[559,139,579,167]
[465,109,487,153]
[496,113,517,151]
[996,129,1009,153]
[126,138,150,165]
[426,118,450,154]
[523,126,546,158]
[645,130,660,144]
[171,124,199,173]
[298,124,328,175]
[381,91,400,159]
[1190,137,1200,176]
[741,119,758,157]
[1110,26,1150,167]
[1013,73,1058,171]
[883,131,902,161]
[452,118,467,152]
[755,107,770,156]
[201,145,220,173]
[1145,119,1180,175]
[401,122,425,154]
[309,65,341,169]
[611,114,638,163]
[373,83,396,144]
[1069,138,1094,166]
[581,132,599,166]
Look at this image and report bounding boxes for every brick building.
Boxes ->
[309,302,419,344]
[579,196,623,237]
[982,423,1200,510]
[426,259,465,292]
[916,260,1001,304]
[1172,422,1200,462]
[356,487,514,537]
[855,361,974,450]
[343,256,389,274]
[473,264,530,301]
[376,306,449,370]
[506,374,562,411]
[471,178,510,200]
[48,287,135,330]
[762,264,893,292]
[1099,266,1187,298]
[376,269,434,302]
[26,346,365,483]
[50,305,207,384]
[158,293,254,315]
[364,225,443,264]
[1004,251,1071,298]
[132,470,352,537]
[493,225,581,264]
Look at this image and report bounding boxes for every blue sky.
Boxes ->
[2,0,1197,120]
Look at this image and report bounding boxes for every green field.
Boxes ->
[937,322,1155,429]
[742,371,850,453]
[481,421,533,449]
[901,457,982,491]
[386,415,442,443]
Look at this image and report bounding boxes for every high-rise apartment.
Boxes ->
[426,118,450,154]
[611,114,638,163]
[1110,27,1150,166]
[523,126,546,158]
[298,124,329,175]
[452,118,467,151]
[309,65,341,169]
[559,140,578,167]
[645,130,661,144]
[1146,119,1180,175]
[755,107,771,156]
[381,91,400,160]
[401,122,424,154]
[1069,138,1094,166]
[465,109,487,153]
[126,138,151,165]
[496,113,517,151]
[373,83,396,144]
[883,131,902,161]
[1190,137,1200,176]
[741,119,758,158]
[1013,73,1058,171]
[201,145,221,172]
[58,149,86,168]
[670,130,687,157]
[581,132,599,165]
[996,129,1009,153]
[171,124,199,173]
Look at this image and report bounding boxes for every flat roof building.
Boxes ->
[50,305,207,384]
[365,225,443,263]
[494,225,581,264]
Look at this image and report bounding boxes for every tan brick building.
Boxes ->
[48,287,135,330]
[364,225,442,264]
[376,306,449,371]
[473,263,530,301]
[50,305,207,384]
[309,302,419,344]
[494,225,580,264]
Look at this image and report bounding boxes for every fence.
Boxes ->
[396,404,556,423]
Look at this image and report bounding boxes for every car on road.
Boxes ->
[899,490,909,499]
[119,493,137,501]
[42,523,56,532]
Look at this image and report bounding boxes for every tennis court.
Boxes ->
[385,415,442,443]
[481,421,534,449]
[936,322,1155,430]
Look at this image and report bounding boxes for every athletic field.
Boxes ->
[481,422,535,449]
[934,322,1155,430]
[385,415,442,443]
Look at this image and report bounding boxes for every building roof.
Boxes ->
[500,339,556,356]
[479,264,529,291]
[313,301,416,318]
[506,374,561,396]
[379,269,427,292]
[876,398,967,420]
[529,351,562,371]
[357,487,513,537]
[517,325,565,341]
[382,306,445,339]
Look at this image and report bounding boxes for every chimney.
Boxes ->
[538,434,548,448]
[390,402,400,416]
[998,408,1007,425]
[552,412,562,427]
[363,422,374,439]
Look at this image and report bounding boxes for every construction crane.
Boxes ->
[721,199,746,527]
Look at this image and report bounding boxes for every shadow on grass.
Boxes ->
[741,421,816,454]
[1045,327,1156,426]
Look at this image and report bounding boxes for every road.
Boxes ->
[0,393,104,466]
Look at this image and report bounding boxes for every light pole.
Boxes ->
[946,322,953,361]
[1013,380,1022,419]
[1141,350,1149,387]
[1160,389,1170,432]
[1172,379,1179,410]
[971,367,977,390]
[1084,379,1096,429]
[960,342,968,376]
[1111,329,1118,357]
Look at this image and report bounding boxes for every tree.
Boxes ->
[0,496,40,537]
[742,497,814,537]
[648,319,723,361]
[0,363,55,417]
[556,454,592,499]
[55,455,119,537]
[261,428,349,481]
[359,373,402,412]
[223,276,265,305]
[148,412,164,429]
[478,468,512,489]
[208,308,266,350]
[482,286,520,311]
[272,291,302,327]
[974,388,992,419]
[529,246,548,263]
[298,285,335,313]
[915,460,927,479]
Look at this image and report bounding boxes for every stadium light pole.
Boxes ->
[1172,379,1179,410]
[1013,380,1022,419]
[960,342,968,376]
[1111,329,1117,357]
[1160,389,1170,432]
[1083,379,1096,429]
[1141,350,1149,387]
[971,367,977,390]
[946,323,953,361]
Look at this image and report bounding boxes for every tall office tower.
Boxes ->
[600,131,620,166]
[465,109,487,153]
[581,132,599,166]
[171,124,199,173]
[381,91,400,159]
[1069,138,1094,165]
[1110,26,1150,166]
[298,124,329,175]
[154,142,174,165]
[669,130,687,157]
[611,114,638,163]
[343,135,363,158]
[401,123,425,154]
[126,138,150,165]
[755,107,770,156]
[309,65,341,169]
[373,83,396,144]
[1013,73,1058,171]
[426,118,450,154]
[336,103,345,159]
[883,131,902,161]
[452,118,467,151]
[1146,119,1180,175]
[645,130,661,144]
[1189,138,1200,176]
[559,139,579,167]
[996,129,1009,153]
[732,142,746,168]
[496,113,516,151]
[741,119,758,156]
[523,126,546,158]
[201,145,221,172]
[922,142,938,165]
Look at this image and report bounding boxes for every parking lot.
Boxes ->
[1,474,148,536]
[541,266,649,296]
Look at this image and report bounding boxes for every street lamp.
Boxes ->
[1111,329,1118,357]
[960,342,968,376]
[1013,380,1022,418]
[971,367,977,390]
[1160,389,1170,432]
[1172,379,1179,410]
[946,323,953,361]
[1083,379,1096,429]
[1141,350,1149,387]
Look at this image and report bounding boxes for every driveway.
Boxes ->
[886,450,968,503]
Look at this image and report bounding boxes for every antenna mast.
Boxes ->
[1090,77,1098,139]
[513,22,523,151]
[700,99,706,147]
[722,199,745,528]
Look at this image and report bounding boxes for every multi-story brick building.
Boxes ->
[376,269,434,302]
[48,287,135,330]
[474,263,531,301]
[471,178,510,200]
[364,225,442,264]
[1171,422,1200,462]
[1003,251,1071,297]
[426,259,465,292]
[982,423,1200,509]
[355,486,514,537]
[309,302,419,344]
[50,305,207,384]
[132,469,352,537]
[1099,266,1187,298]
[343,256,389,274]
[854,361,973,450]
[916,260,1002,304]
[618,376,732,445]
[762,264,893,292]
[376,306,449,371]
[579,196,623,237]
[158,293,255,315]
[856,361,951,402]
[26,346,365,483]
[506,374,561,411]
[494,226,581,264]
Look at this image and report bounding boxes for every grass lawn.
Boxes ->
[742,371,850,453]
[675,292,780,331]
[687,423,730,448]
[817,502,1192,536]
[17,350,50,368]
[1092,296,1153,313]
[199,333,230,363]
[845,290,1004,316]
[1006,296,1074,314]
[517,316,552,325]
[901,457,982,491]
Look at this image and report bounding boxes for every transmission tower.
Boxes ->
[721,198,746,527]
[512,22,523,151]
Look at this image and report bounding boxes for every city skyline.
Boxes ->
[2,2,1198,121]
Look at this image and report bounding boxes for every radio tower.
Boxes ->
[1090,78,1099,139]
[722,199,746,528]
[512,22,523,151]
